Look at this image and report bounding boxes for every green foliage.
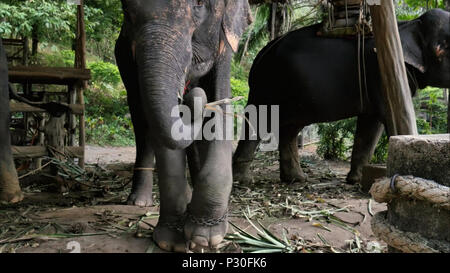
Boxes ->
[0,0,103,47]
[84,0,123,62]
[230,77,250,108]
[317,118,356,161]
[88,61,122,88]
[0,0,119,61]
[84,84,134,147]
[414,87,448,134]
[396,0,446,20]
[85,115,135,147]
[0,0,73,39]
[371,133,389,164]
[231,61,250,108]
[38,48,75,67]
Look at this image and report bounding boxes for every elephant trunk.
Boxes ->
[136,25,205,150]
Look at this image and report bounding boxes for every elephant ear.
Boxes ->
[399,20,426,73]
[222,0,253,52]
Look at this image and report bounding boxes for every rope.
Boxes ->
[133,167,156,172]
[370,175,450,210]
[371,211,449,253]
[370,175,450,252]
[356,0,371,113]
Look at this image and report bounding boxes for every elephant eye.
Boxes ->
[195,0,204,6]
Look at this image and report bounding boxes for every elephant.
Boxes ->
[114,0,251,252]
[0,39,23,203]
[233,9,450,185]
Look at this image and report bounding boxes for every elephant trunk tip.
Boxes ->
[161,87,207,150]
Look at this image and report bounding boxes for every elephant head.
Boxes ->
[399,9,450,89]
[119,0,252,150]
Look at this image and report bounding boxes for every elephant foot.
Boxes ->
[346,170,361,184]
[232,162,253,184]
[0,189,24,204]
[127,191,153,207]
[0,164,24,203]
[280,168,307,184]
[184,211,228,251]
[153,222,186,253]
[127,171,153,207]
[233,171,254,184]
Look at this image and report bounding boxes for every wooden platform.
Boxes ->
[8,66,91,85]
[12,146,84,159]
[8,66,90,168]
[9,102,84,115]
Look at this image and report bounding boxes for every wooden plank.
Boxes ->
[369,0,418,136]
[11,146,84,159]
[2,39,24,46]
[9,102,84,115]
[8,66,91,85]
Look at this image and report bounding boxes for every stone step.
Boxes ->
[387,134,450,187]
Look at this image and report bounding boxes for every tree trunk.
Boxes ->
[369,0,418,136]
[31,25,39,56]
[270,3,277,40]
[269,2,289,40]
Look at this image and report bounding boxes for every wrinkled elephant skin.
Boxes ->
[0,39,23,203]
[115,0,251,252]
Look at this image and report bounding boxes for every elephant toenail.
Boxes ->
[158,241,169,250]
[210,235,224,247]
[192,236,209,247]
[189,241,197,249]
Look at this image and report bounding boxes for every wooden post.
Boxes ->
[443,1,450,133]
[68,84,76,146]
[368,0,418,136]
[447,89,449,133]
[75,0,86,168]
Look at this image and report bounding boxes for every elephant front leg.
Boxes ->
[347,115,384,184]
[115,37,154,207]
[185,140,232,251]
[128,136,155,207]
[279,125,306,183]
[0,155,23,203]
[233,139,260,184]
[0,112,23,203]
[153,147,192,252]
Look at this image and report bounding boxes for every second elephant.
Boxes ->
[233,9,450,185]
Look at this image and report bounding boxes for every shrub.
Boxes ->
[88,61,122,88]
[317,118,356,160]
[371,133,389,164]
[230,77,249,108]
[84,83,133,146]
[85,115,134,146]
[413,87,447,134]
[37,49,74,67]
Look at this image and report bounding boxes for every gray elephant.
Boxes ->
[233,9,450,185]
[115,0,251,252]
[0,39,23,203]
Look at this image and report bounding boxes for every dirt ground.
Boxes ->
[0,144,387,253]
